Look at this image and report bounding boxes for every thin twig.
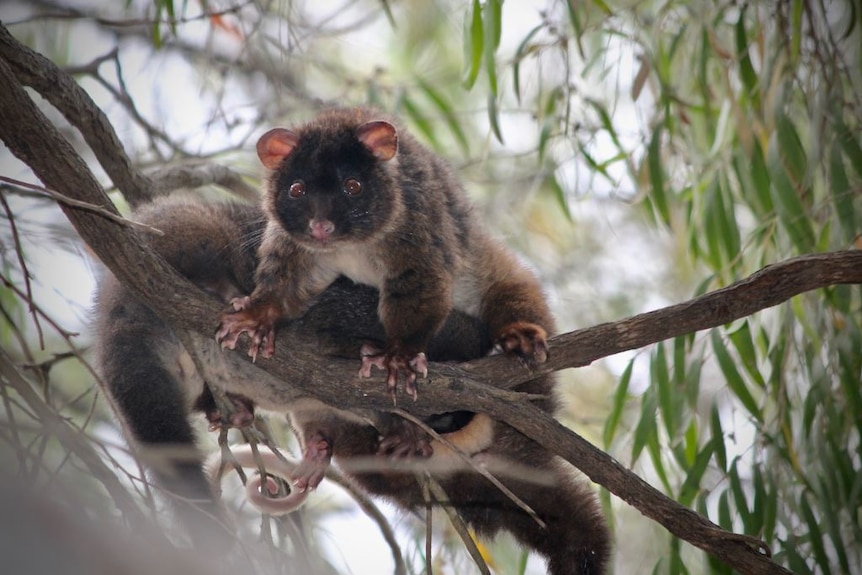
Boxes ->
[392,408,545,529]
[0,193,44,348]
[0,176,164,234]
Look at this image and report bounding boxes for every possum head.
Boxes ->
[258,110,403,251]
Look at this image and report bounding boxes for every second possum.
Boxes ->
[217,107,553,398]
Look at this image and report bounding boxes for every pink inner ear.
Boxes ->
[257,128,299,169]
[357,121,398,161]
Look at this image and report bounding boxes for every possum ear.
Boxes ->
[257,128,300,169]
[357,121,398,161]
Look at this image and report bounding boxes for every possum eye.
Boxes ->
[343,178,362,196]
[287,181,305,199]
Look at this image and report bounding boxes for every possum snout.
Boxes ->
[309,219,335,241]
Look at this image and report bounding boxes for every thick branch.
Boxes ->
[0,23,155,206]
[461,250,862,388]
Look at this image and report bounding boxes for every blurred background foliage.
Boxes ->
[0,0,860,573]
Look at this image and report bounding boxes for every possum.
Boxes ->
[93,195,610,574]
[217,107,553,400]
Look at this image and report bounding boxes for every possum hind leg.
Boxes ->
[449,459,610,575]
[95,292,230,547]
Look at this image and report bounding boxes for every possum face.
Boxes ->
[258,115,401,251]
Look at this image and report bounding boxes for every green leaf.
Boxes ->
[461,0,483,89]
[482,0,502,96]
[767,114,815,252]
[748,139,774,214]
[717,177,741,267]
[565,0,584,47]
[711,329,763,423]
[632,387,658,463]
[799,492,831,571]
[710,404,727,473]
[684,354,702,410]
[603,359,633,447]
[668,537,685,575]
[697,30,715,140]
[151,3,164,47]
[782,541,815,575]
[834,115,862,179]
[513,24,543,105]
[576,145,619,188]
[546,172,573,223]
[829,141,857,244]
[416,79,469,154]
[728,321,766,388]
[735,7,760,107]
[817,472,852,573]
[791,0,803,64]
[648,122,670,226]
[647,429,673,494]
[717,490,733,530]
[487,93,504,144]
[679,442,714,507]
[683,419,698,468]
[775,113,808,183]
[838,347,862,439]
[703,178,727,269]
[164,0,177,34]
[802,381,823,437]
[729,459,753,531]
[399,95,439,150]
[672,335,686,388]
[586,98,625,154]
[762,469,778,542]
[750,464,766,534]
[589,0,613,15]
[378,0,396,28]
[538,87,561,162]
[654,342,675,438]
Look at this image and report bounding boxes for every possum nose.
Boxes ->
[309,219,335,241]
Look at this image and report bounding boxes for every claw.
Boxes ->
[493,321,550,368]
[358,344,428,402]
[291,432,332,492]
[377,419,433,458]
[215,298,280,360]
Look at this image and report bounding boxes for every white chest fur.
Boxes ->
[321,246,384,288]
[320,246,483,316]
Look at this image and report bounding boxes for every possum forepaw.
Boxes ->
[358,344,428,403]
[215,297,280,360]
[493,321,549,367]
[377,418,433,458]
[292,432,332,492]
[202,392,256,431]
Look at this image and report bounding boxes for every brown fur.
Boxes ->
[95,196,610,573]
[216,107,555,395]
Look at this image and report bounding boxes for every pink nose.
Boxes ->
[309,219,334,241]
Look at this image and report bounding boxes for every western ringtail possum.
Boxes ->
[216,107,553,400]
[94,195,609,574]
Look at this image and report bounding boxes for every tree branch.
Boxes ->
[461,250,862,389]
[148,163,260,202]
[0,23,155,207]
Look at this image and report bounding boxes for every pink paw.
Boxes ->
[493,321,549,367]
[292,432,332,492]
[215,297,279,361]
[358,344,428,402]
[377,418,433,458]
